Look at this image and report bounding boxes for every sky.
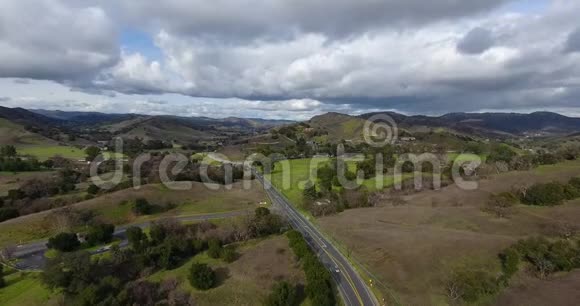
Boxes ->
[0,0,579,120]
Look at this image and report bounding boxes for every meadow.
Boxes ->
[0,180,268,247]
[316,159,580,305]
[148,235,306,306]
[16,145,85,161]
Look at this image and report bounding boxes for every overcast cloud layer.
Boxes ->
[0,0,579,119]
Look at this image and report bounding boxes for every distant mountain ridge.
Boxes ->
[30,109,294,128]
[359,111,580,136]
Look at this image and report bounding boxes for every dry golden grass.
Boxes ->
[316,160,580,305]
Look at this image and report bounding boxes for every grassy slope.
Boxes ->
[315,159,580,305]
[148,235,306,306]
[16,146,85,161]
[0,271,54,306]
[0,118,53,146]
[0,181,268,247]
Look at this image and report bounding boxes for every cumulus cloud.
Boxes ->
[0,0,119,81]
[1,0,580,118]
[116,0,511,41]
[564,28,580,53]
[457,27,495,54]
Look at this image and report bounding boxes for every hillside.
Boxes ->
[361,111,580,137]
[30,109,139,126]
[115,116,223,144]
[0,118,56,146]
[308,112,367,142]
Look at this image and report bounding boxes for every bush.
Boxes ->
[85,223,115,246]
[487,144,516,164]
[255,207,270,218]
[0,207,19,222]
[189,263,216,290]
[302,181,317,201]
[207,238,222,259]
[87,184,100,195]
[448,269,499,302]
[47,232,81,252]
[264,281,299,306]
[514,237,580,278]
[221,246,237,263]
[485,192,518,218]
[286,230,334,306]
[499,248,520,279]
[133,198,153,215]
[569,177,580,189]
[0,265,5,288]
[126,226,148,251]
[521,182,567,206]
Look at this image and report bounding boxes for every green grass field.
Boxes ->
[17,145,85,161]
[267,158,406,206]
[0,270,54,306]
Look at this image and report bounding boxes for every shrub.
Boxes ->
[521,182,567,206]
[264,281,299,306]
[563,184,580,200]
[255,207,270,218]
[0,207,19,222]
[448,269,499,302]
[47,232,81,252]
[85,223,115,246]
[302,181,317,201]
[221,246,237,263]
[189,263,216,290]
[499,248,520,279]
[207,238,222,259]
[87,184,100,195]
[126,226,148,251]
[133,198,153,215]
[487,145,516,164]
[569,177,580,189]
[485,192,518,218]
[0,265,5,288]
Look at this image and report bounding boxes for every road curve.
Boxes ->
[11,210,252,270]
[254,171,378,306]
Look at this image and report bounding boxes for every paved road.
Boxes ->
[254,171,378,306]
[11,210,252,270]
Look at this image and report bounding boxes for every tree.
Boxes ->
[0,208,19,222]
[255,207,270,218]
[87,184,100,195]
[47,232,81,252]
[264,281,299,306]
[189,263,216,290]
[521,182,567,206]
[85,223,115,246]
[85,146,101,162]
[207,238,222,259]
[302,181,317,201]
[0,264,5,288]
[487,144,516,164]
[0,145,17,158]
[126,226,148,251]
[133,198,153,215]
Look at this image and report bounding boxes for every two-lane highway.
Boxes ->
[254,171,377,306]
